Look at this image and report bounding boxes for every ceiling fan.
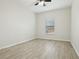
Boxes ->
[35,0,51,6]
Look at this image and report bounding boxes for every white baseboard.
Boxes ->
[0,37,70,50]
[37,37,70,42]
[0,38,34,50]
[71,42,79,57]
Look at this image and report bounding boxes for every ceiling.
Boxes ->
[19,0,72,13]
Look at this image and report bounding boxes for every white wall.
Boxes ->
[36,8,71,41]
[0,0,36,49]
[71,0,79,56]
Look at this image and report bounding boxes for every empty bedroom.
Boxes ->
[0,0,79,59]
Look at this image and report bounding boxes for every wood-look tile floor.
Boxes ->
[0,39,79,59]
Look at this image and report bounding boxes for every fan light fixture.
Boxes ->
[35,0,51,6]
[35,0,46,6]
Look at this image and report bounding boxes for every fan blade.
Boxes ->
[35,2,39,5]
[43,3,46,6]
[45,0,51,2]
